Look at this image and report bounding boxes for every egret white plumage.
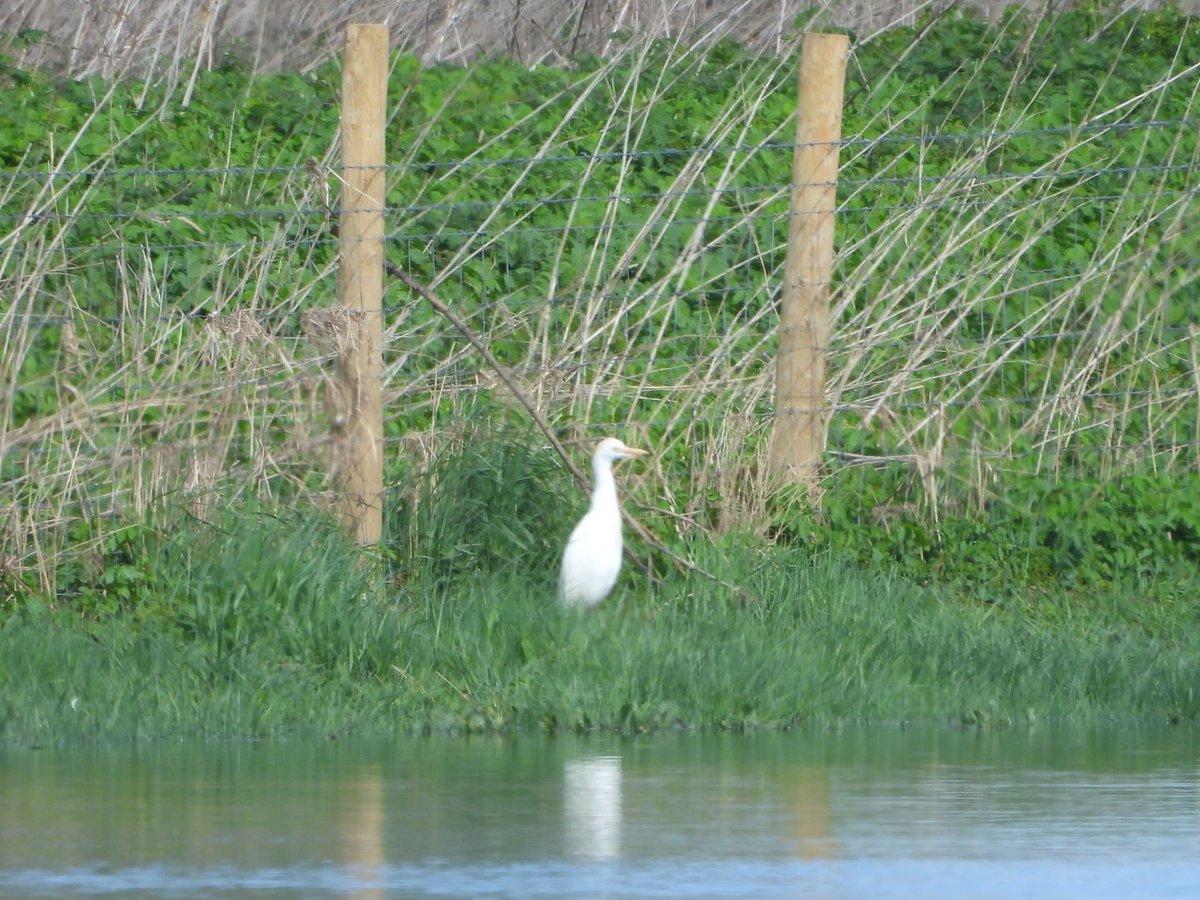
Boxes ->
[559,437,648,608]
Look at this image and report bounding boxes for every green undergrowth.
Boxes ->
[810,468,1200,602]
[2,436,1198,746]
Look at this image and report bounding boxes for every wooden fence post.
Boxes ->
[770,32,849,506]
[337,23,388,545]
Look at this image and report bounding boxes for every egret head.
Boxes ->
[593,437,649,463]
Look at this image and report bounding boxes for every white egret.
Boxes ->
[559,437,648,608]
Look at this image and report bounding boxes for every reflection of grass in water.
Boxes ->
[3,440,1198,744]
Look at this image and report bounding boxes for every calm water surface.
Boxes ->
[1,726,1197,898]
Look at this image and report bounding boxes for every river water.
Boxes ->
[1,725,1197,898]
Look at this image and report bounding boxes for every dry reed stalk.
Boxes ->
[1,152,339,587]
[4,0,1055,77]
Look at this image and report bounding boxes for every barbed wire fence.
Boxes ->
[2,81,1198,590]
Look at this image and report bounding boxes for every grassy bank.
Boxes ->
[3,8,1199,743]
[2,436,1198,746]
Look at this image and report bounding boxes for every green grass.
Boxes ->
[3,436,1198,746]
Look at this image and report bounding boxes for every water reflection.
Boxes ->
[563,756,622,858]
[340,770,383,900]
[790,766,837,860]
[0,726,1196,898]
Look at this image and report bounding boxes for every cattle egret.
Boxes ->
[559,437,648,608]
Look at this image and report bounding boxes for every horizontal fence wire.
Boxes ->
[6,161,1200,227]
[3,111,1199,580]
[3,115,1198,183]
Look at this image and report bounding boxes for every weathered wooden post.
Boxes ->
[337,24,387,544]
[770,32,849,507]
